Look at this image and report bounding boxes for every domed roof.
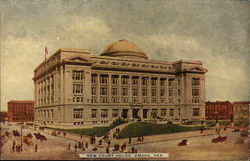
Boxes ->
[100,39,148,60]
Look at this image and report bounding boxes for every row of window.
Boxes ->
[37,109,54,118]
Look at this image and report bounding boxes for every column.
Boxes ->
[60,65,64,104]
[108,74,112,103]
[138,76,142,103]
[129,75,132,103]
[118,75,122,103]
[157,77,160,103]
[148,76,151,103]
[96,73,100,103]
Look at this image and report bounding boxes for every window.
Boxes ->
[73,84,83,93]
[122,88,128,96]
[192,89,199,96]
[178,108,181,116]
[151,88,157,96]
[122,98,129,103]
[100,75,108,84]
[132,98,138,103]
[151,109,157,118]
[142,88,147,96]
[112,77,118,84]
[132,78,138,85]
[72,71,83,80]
[100,87,108,95]
[112,109,119,117]
[192,99,199,103]
[92,87,96,95]
[101,109,108,118]
[142,78,148,85]
[160,88,165,96]
[161,109,167,116]
[169,79,174,87]
[132,88,138,96]
[193,108,200,116]
[111,88,118,96]
[192,78,200,86]
[178,79,181,86]
[170,109,174,116]
[178,89,181,96]
[169,90,173,97]
[101,98,108,103]
[91,75,97,84]
[91,109,97,118]
[73,109,83,119]
[51,109,54,118]
[151,79,157,86]
[160,79,165,86]
[111,98,118,103]
[122,77,128,84]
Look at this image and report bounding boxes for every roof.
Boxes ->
[100,39,148,60]
[8,100,34,104]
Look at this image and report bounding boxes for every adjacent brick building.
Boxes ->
[205,101,233,120]
[7,100,34,122]
[233,101,249,120]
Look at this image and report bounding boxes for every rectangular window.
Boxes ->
[142,88,147,96]
[151,88,157,96]
[72,71,83,80]
[132,88,138,96]
[132,78,138,85]
[73,84,83,94]
[101,109,108,118]
[100,98,108,103]
[160,79,165,86]
[91,75,97,84]
[73,109,83,119]
[151,109,157,118]
[100,76,108,84]
[91,87,96,95]
[170,109,174,116]
[122,88,128,96]
[111,88,118,96]
[112,109,118,117]
[151,79,157,86]
[168,79,174,87]
[193,108,200,116]
[112,77,118,84]
[122,77,128,84]
[192,78,200,86]
[100,87,108,95]
[142,78,148,85]
[192,89,199,96]
[161,109,167,116]
[91,109,97,118]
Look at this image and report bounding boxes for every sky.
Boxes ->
[0,0,250,111]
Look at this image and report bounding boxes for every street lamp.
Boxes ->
[20,123,23,151]
[214,111,218,123]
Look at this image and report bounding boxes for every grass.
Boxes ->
[117,122,205,139]
[44,118,127,137]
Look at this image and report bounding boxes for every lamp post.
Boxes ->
[230,112,234,127]
[214,112,219,127]
[20,123,23,151]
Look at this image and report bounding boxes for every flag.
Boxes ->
[45,46,48,60]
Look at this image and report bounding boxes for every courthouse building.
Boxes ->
[7,100,34,122]
[33,40,208,129]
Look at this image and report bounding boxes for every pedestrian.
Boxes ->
[12,140,16,152]
[200,127,203,133]
[78,141,81,148]
[106,147,109,153]
[66,143,71,150]
[81,146,85,151]
[34,144,38,152]
[128,138,132,144]
[141,136,144,142]
[113,133,116,139]
[99,139,102,145]
[85,142,88,148]
[74,144,77,152]
[80,134,83,139]
[108,140,111,147]
[131,146,135,153]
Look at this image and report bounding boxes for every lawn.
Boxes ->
[44,118,126,137]
[117,122,204,139]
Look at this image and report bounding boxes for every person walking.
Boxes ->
[12,140,16,152]
[66,143,71,150]
[85,142,88,148]
[34,144,38,152]
[74,144,77,152]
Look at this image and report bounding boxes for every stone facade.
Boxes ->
[233,101,249,120]
[7,100,34,122]
[33,40,208,129]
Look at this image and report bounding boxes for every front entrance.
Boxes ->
[132,109,139,118]
[121,109,128,118]
[143,109,148,119]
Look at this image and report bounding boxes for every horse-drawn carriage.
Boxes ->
[34,133,47,141]
[12,130,20,137]
[211,136,227,143]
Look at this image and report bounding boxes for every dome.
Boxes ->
[100,39,148,60]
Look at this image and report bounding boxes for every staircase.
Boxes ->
[108,122,133,139]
